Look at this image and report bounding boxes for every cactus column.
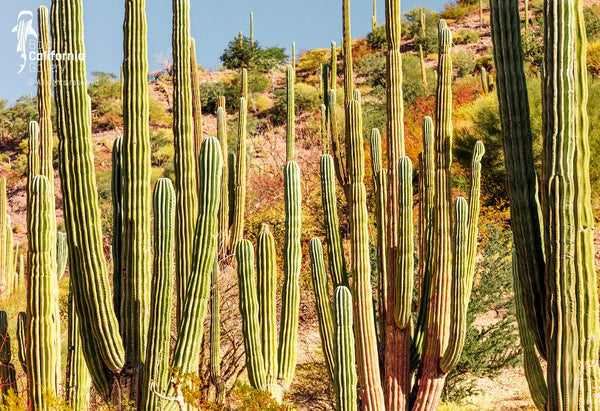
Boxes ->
[229,97,248,253]
[26,176,59,410]
[0,311,17,402]
[121,0,152,398]
[173,0,199,324]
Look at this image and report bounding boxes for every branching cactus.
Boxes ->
[333,286,357,411]
[490,0,600,407]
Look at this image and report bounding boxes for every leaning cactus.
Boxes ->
[490,0,600,407]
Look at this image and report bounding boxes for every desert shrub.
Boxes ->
[356,54,386,89]
[454,29,480,45]
[453,51,476,77]
[403,8,440,54]
[220,34,287,72]
[367,24,387,50]
[287,361,335,410]
[148,96,171,126]
[200,81,228,115]
[442,225,521,403]
[0,96,37,143]
[439,1,474,21]
[229,382,288,410]
[150,128,175,181]
[88,72,123,130]
[588,41,600,77]
[297,48,329,75]
[269,82,320,125]
[585,5,600,41]
[250,95,271,114]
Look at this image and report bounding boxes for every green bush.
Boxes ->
[453,51,476,78]
[0,96,37,142]
[200,81,228,115]
[454,29,480,45]
[88,71,122,130]
[439,1,474,21]
[269,82,320,125]
[588,41,600,77]
[585,5,600,42]
[403,8,440,54]
[297,49,329,75]
[220,34,287,72]
[367,24,387,50]
[442,225,520,403]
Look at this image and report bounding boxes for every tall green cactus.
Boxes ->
[217,101,229,258]
[333,286,357,411]
[141,178,175,410]
[342,0,353,105]
[278,160,301,391]
[173,0,199,325]
[121,0,152,391]
[209,261,223,403]
[170,136,222,376]
[257,225,278,395]
[51,0,125,376]
[56,232,68,280]
[0,311,17,402]
[490,0,600,407]
[229,97,248,253]
[345,96,385,409]
[26,175,59,410]
[191,37,204,163]
[236,239,267,390]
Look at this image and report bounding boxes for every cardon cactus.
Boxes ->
[26,175,59,410]
[229,97,248,253]
[16,312,26,374]
[111,136,123,321]
[310,16,485,410]
[490,0,600,407]
[0,178,7,299]
[66,278,91,410]
[56,232,68,280]
[141,178,175,410]
[333,286,357,411]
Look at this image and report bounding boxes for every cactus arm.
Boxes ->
[330,42,337,92]
[277,161,301,390]
[489,0,547,357]
[170,137,222,376]
[27,123,40,226]
[319,154,348,288]
[56,232,68,280]
[26,176,59,409]
[51,0,125,372]
[209,261,224,403]
[0,178,6,299]
[173,0,199,325]
[191,38,204,164]
[286,65,295,162]
[229,98,248,253]
[141,179,175,410]
[257,225,278,394]
[346,97,385,409]
[327,89,348,192]
[512,253,548,410]
[342,0,353,106]
[236,239,267,390]
[228,152,237,229]
[411,117,435,371]
[383,0,411,406]
[333,286,358,411]
[309,238,335,383]
[16,312,27,374]
[320,104,329,154]
[217,102,229,259]
[394,156,413,328]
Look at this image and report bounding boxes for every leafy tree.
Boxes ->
[220,34,287,72]
[367,24,387,50]
[403,8,440,54]
[0,96,37,142]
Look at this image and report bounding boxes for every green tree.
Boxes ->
[220,35,287,72]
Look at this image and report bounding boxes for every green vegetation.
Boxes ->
[220,34,287,72]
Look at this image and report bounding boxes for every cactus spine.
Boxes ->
[490,0,600,407]
[26,176,59,410]
[229,97,248,253]
[173,0,199,324]
[141,179,175,410]
[334,286,358,411]
[0,311,17,402]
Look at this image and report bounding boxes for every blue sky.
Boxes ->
[1,0,445,103]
